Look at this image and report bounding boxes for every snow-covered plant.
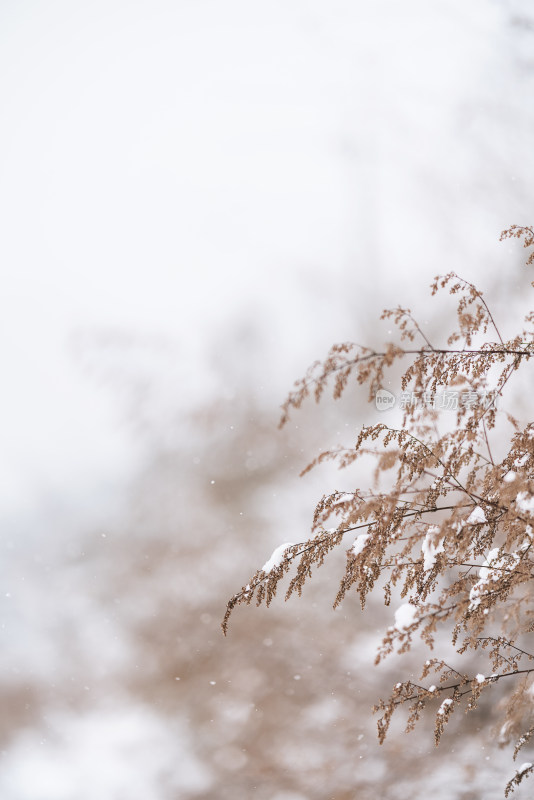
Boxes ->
[224,226,534,796]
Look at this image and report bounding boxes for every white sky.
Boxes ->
[0,0,532,518]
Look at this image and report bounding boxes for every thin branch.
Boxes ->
[391,668,534,708]
[482,418,495,466]
[227,505,469,606]
[292,345,532,397]
[454,275,505,346]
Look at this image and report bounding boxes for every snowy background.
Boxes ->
[1,1,534,797]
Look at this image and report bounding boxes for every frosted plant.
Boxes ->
[224,226,534,796]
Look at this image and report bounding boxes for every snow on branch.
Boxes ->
[224,227,534,796]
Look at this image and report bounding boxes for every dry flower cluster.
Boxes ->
[224,227,534,796]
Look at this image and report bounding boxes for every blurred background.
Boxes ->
[1,1,534,798]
